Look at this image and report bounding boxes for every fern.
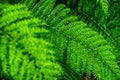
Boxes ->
[0,0,120,80]
[57,0,120,61]
[0,4,62,80]
[24,0,120,79]
[57,0,120,60]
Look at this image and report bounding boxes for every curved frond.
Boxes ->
[0,4,63,80]
[1,0,120,80]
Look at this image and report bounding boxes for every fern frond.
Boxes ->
[56,0,120,65]
[1,0,119,80]
[59,20,120,79]
[0,4,63,80]
[25,1,120,79]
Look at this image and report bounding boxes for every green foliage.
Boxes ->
[0,4,62,80]
[57,0,120,60]
[0,0,120,80]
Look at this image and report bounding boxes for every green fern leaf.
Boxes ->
[0,4,63,80]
